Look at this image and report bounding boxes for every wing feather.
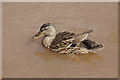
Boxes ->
[50,30,93,54]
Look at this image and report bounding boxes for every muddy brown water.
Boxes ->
[2,2,118,78]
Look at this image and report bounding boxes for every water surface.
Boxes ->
[2,2,118,78]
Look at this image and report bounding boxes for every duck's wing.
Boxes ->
[50,31,77,54]
[50,30,93,54]
[72,29,93,44]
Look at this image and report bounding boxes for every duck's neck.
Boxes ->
[42,34,56,48]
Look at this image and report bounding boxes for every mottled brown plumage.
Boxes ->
[33,23,104,54]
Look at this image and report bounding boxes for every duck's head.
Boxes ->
[33,23,56,39]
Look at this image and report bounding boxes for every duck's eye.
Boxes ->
[43,28,48,31]
[41,28,49,32]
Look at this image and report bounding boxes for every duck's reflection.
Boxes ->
[34,51,104,65]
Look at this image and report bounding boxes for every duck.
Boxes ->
[33,23,104,54]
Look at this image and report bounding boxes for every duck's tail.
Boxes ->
[81,39,104,50]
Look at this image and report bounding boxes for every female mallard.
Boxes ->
[33,23,104,54]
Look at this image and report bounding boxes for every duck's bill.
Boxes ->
[33,32,43,39]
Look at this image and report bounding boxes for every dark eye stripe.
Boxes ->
[43,28,48,30]
[41,28,48,32]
